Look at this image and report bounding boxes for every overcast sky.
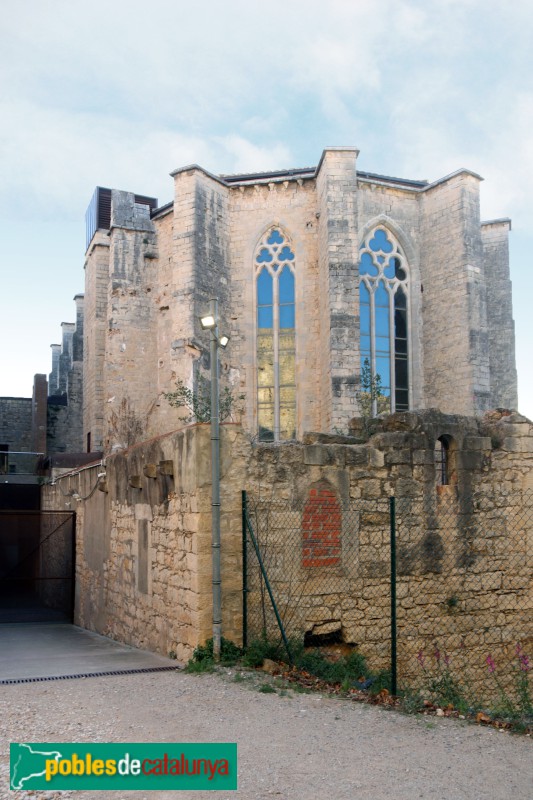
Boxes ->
[1,0,532,418]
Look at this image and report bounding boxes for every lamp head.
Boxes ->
[200,314,216,330]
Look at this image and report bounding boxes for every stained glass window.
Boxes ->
[256,228,296,441]
[359,227,410,413]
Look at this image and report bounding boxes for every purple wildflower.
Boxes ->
[486,654,496,674]
[417,650,425,669]
[519,654,530,673]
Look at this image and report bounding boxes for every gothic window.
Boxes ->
[359,227,409,413]
[255,228,296,441]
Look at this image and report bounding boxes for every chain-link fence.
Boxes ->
[242,488,533,707]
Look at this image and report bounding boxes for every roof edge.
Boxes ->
[169,163,228,187]
[423,168,484,192]
[481,217,512,230]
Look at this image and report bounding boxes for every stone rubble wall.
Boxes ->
[244,410,533,697]
[42,410,532,694]
[42,424,246,663]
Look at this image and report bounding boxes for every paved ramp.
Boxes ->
[0,623,179,683]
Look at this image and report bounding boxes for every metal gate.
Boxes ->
[0,511,75,623]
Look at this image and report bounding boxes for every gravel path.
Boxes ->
[1,667,531,800]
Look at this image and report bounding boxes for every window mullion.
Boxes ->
[273,270,280,441]
[369,283,377,417]
[389,285,396,413]
[406,291,411,411]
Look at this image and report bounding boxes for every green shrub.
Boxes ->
[295,648,368,686]
[241,637,292,668]
[258,683,276,693]
[185,637,242,672]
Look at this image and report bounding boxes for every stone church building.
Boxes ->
[82,147,517,454]
[32,148,531,677]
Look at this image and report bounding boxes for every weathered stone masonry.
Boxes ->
[31,147,525,703]
[81,148,517,455]
[42,410,532,695]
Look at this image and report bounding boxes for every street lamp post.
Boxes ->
[199,298,229,662]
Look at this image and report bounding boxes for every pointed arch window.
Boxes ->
[255,228,296,441]
[359,227,410,413]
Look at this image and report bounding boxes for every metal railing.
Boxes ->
[0,452,44,476]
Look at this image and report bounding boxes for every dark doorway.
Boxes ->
[0,511,75,623]
[0,483,41,511]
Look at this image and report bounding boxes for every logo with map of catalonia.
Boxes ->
[10,742,237,791]
[10,743,63,790]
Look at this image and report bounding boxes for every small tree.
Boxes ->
[357,358,388,418]
[164,375,243,423]
[108,397,145,449]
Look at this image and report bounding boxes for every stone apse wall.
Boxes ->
[43,411,532,682]
[82,150,517,457]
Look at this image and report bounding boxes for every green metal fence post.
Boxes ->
[390,495,397,696]
[242,490,248,651]
[243,500,293,665]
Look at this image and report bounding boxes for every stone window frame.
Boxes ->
[359,225,411,413]
[435,434,457,487]
[254,225,297,442]
[357,214,424,416]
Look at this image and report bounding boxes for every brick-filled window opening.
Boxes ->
[359,227,410,412]
[302,483,342,568]
[256,228,296,441]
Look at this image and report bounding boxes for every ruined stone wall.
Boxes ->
[243,410,533,695]
[42,424,246,662]
[42,409,532,693]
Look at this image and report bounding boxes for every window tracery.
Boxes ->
[255,228,296,441]
[359,227,409,413]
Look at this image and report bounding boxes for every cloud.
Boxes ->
[0,96,297,218]
[215,136,292,174]
[1,0,532,230]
